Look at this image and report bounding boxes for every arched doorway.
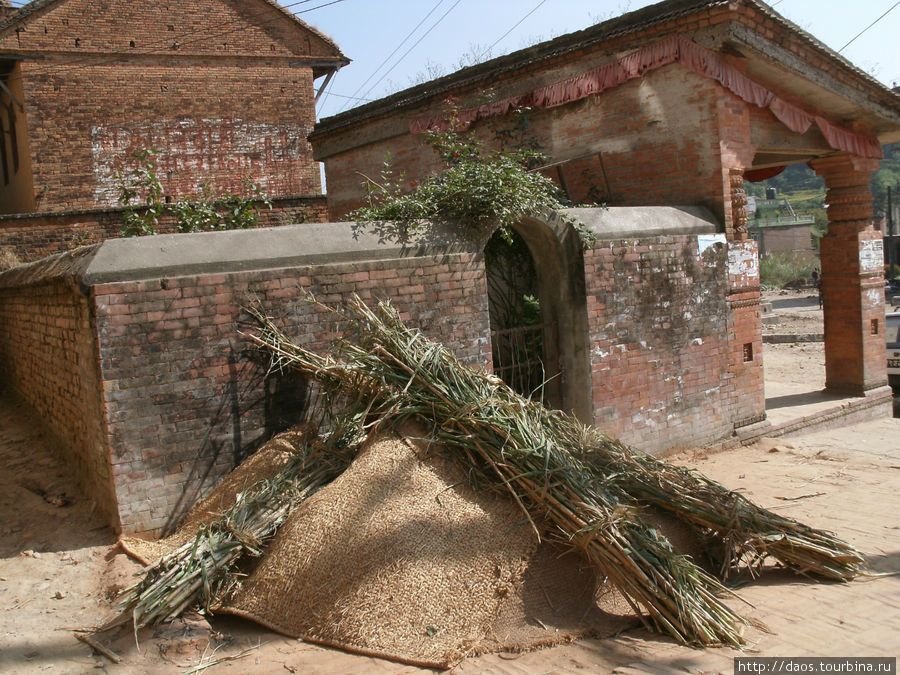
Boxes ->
[483,212,592,421]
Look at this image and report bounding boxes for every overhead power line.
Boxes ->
[335,0,447,114]
[839,0,899,52]
[481,0,547,59]
[355,0,464,106]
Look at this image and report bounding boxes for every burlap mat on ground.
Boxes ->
[121,424,701,669]
[120,425,315,565]
[218,428,538,668]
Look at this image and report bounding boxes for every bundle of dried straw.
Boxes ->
[118,433,354,628]
[124,294,865,648]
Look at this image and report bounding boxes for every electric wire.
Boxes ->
[480,0,547,60]
[355,0,464,106]
[334,0,446,114]
[838,0,899,52]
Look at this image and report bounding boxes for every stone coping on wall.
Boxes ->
[563,205,720,239]
[1,208,720,288]
[11,221,468,286]
[0,244,98,288]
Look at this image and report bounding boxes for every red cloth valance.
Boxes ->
[744,166,787,182]
[409,36,883,160]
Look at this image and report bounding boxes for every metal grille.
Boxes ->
[490,321,557,400]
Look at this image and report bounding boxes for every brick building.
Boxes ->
[311,0,900,448]
[0,0,347,259]
[2,0,900,536]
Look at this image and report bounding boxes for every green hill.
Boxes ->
[747,142,900,222]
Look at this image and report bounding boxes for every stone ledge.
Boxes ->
[763,333,824,343]
[727,385,894,448]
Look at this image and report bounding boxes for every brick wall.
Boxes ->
[0,195,328,262]
[318,66,726,224]
[0,228,490,536]
[584,234,741,450]
[0,214,768,535]
[0,0,343,214]
[92,253,488,536]
[0,251,119,527]
[17,60,320,213]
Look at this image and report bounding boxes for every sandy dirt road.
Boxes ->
[1,291,898,673]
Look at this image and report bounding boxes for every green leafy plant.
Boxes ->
[759,251,818,289]
[117,150,272,237]
[349,100,593,246]
[174,181,272,233]
[173,187,221,233]
[117,149,166,237]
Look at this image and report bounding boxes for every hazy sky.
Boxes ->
[302,0,899,121]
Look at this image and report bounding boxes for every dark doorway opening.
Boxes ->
[485,229,557,403]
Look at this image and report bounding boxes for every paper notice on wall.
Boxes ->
[859,239,883,272]
[727,239,760,281]
[746,196,757,215]
[698,233,726,255]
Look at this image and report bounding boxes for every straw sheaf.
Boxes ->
[244,296,868,648]
[119,426,313,565]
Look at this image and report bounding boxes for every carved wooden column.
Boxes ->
[729,168,749,240]
[810,153,887,394]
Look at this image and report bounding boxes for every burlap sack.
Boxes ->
[122,424,705,668]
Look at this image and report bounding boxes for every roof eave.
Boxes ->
[311,0,900,142]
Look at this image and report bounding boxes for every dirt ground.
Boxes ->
[2,292,898,673]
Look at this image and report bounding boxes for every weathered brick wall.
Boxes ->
[318,66,726,224]
[91,254,490,536]
[0,251,119,527]
[0,0,342,213]
[584,234,740,450]
[0,195,328,262]
[18,60,319,212]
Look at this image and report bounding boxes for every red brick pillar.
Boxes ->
[810,154,887,394]
[726,167,765,427]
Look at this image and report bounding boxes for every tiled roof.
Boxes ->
[312,0,897,136]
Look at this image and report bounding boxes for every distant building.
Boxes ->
[748,196,817,257]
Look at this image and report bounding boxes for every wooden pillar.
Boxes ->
[810,154,887,394]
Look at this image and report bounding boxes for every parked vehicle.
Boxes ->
[888,312,900,390]
[886,279,900,308]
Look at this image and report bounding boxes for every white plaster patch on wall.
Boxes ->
[91,118,312,205]
[727,240,760,279]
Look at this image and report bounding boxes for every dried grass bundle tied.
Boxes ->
[246,296,869,647]
[245,298,750,646]
[579,437,867,581]
[118,433,355,629]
